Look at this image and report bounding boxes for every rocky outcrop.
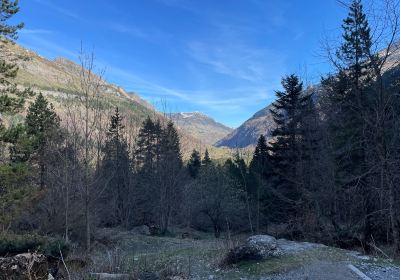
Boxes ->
[0,253,48,280]
[222,235,282,265]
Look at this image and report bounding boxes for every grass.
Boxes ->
[66,228,400,279]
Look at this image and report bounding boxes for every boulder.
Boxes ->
[131,225,151,236]
[222,235,281,265]
[90,273,132,279]
[0,253,48,280]
[135,272,160,280]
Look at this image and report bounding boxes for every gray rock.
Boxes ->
[222,235,281,265]
[135,272,160,280]
[90,273,132,279]
[131,225,151,236]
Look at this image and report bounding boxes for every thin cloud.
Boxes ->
[33,0,79,19]
[105,64,276,113]
[19,33,77,59]
[108,23,148,39]
[20,29,53,35]
[187,41,286,83]
[107,22,171,43]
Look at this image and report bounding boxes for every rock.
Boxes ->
[131,225,151,236]
[135,272,160,280]
[222,235,281,265]
[90,273,132,279]
[0,253,48,280]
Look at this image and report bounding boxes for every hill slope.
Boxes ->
[215,104,275,148]
[2,41,231,159]
[170,112,233,145]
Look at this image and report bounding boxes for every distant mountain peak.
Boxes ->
[170,112,233,145]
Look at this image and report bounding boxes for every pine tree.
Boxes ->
[135,116,157,169]
[25,93,60,189]
[0,0,32,114]
[158,120,183,234]
[249,135,271,232]
[202,148,212,165]
[187,149,201,178]
[327,0,375,251]
[268,74,311,223]
[249,135,270,178]
[337,0,373,89]
[99,107,131,226]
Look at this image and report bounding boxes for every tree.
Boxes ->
[64,47,105,252]
[202,148,212,165]
[187,149,201,178]
[268,75,311,228]
[98,107,132,227]
[134,117,157,169]
[25,93,60,189]
[249,134,270,233]
[326,0,376,251]
[249,135,269,178]
[157,121,183,234]
[0,0,32,114]
[189,164,244,238]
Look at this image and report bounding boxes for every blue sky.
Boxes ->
[14,0,350,127]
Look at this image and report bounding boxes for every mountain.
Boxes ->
[2,41,232,159]
[215,104,275,148]
[170,112,233,145]
[215,86,323,148]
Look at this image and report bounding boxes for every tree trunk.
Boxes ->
[389,181,400,254]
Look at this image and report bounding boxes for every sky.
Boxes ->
[13,0,351,127]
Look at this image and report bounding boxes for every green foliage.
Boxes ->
[0,0,24,41]
[189,163,244,237]
[25,93,60,144]
[202,148,212,165]
[268,75,313,223]
[249,135,270,178]
[0,0,31,114]
[187,149,201,178]
[98,107,132,226]
[0,233,69,257]
[0,162,33,228]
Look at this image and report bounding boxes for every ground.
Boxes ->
[71,228,400,279]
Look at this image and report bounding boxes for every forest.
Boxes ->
[1,0,400,279]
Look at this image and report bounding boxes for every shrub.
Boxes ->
[0,233,69,257]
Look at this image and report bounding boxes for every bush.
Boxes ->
[0,233,69,257]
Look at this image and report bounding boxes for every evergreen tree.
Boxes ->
[249,135,270,178]
[99,107,131,226]
[337,0,374,89]
[187,149,201,178]
[0,0,32,114]
[135,116,157,169]
[326,0,375,250]
[158,120,183,234]
[25,93,60,189]
[202,148,212,165]
[268,74,311,223]
[160,121,182,167]
[249,135,271,232]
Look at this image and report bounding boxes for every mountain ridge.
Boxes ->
[2,41,231,159]
[170,112,233,145]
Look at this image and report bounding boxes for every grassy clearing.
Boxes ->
[80,229,394,279]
